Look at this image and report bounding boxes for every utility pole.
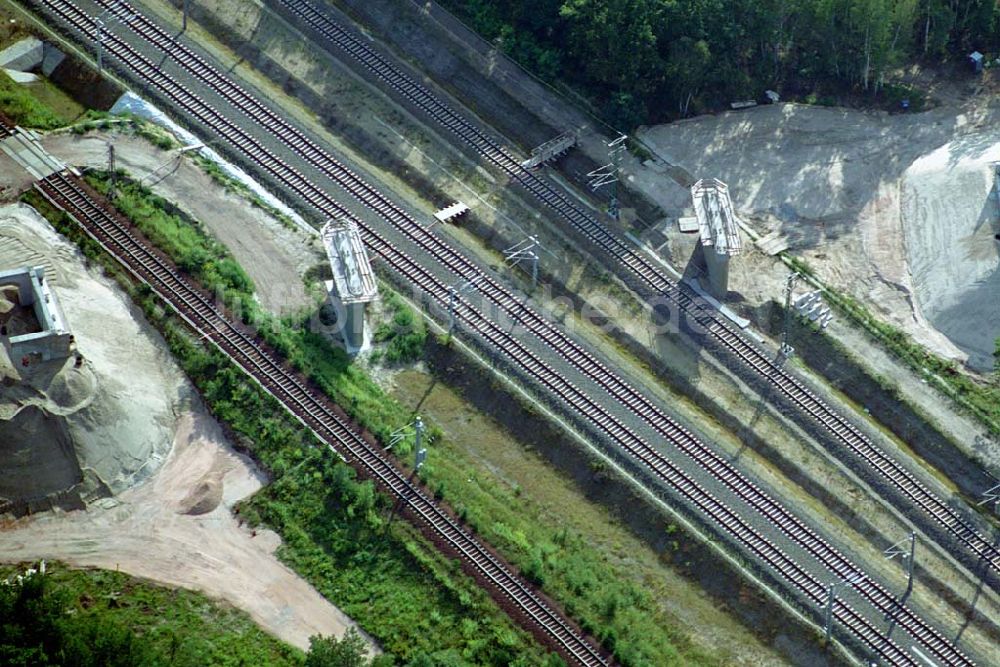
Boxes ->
[414,415,427,470]
[978,482,1000,514]
[182,0,189,32]
[447,275,481,335]
[885,531,917,596]
[95,18,105,73]
[94,3,136,75]
[824,572,864,643]
[587,134,627,221]
[780,271,798,360]
[503,235,541,290]
[107,143,117,201]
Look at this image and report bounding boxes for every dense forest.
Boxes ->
[442,0,1000,127]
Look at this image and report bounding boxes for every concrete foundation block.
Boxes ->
[3,68,38,84]
[0,37,43,73]
[41,43,65,77]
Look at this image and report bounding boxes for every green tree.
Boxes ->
[559,0,663,94]
[306,628,371,667]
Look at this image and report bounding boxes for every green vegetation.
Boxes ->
[443,0,999,127]
[26,171,737,664]
[0,68,75,129]
[86,173,254,304]
[307,630,377,667]
[785,256,1000,437]
[372,292,427,364]
[407,412,723,665]
[0,562,302,666]
[22,184,554,665]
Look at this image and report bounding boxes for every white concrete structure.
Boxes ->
[434,202,469,223]
[0,266,73,363]
[521,131,577,169]
[41,43,66,77]
[0,126,68,180]
[3,69,38,84]
[691,178,742,299]
[0,37,43,73]
[321,219,378,353]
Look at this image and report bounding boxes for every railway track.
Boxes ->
[268,0,1000,580]
[32,1,979,663]
[30,168,610,667]
[33,168,921,667]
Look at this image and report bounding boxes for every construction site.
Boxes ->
[0,1,998,666]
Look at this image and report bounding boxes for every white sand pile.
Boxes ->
[178,471,224,515]
[0,203,188,509]
[639,102,999,364]
[901,137,1000,371]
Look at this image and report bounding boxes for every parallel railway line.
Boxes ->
[30,1,979,663]
[31,168,610,667]
[35,167,921,667]
[268,0,1000,580]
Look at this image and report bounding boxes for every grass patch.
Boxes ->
[0,561,302,666]
[21,184,553,665]
[372,291,427,365]
[23,77,85,122]
[0,68,73,129]
[63,112,179,151]
[403,385,725,666]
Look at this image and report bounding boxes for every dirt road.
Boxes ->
[0,410,372,653]
[42,132,323,316]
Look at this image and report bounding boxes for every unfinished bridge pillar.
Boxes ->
[691,178,743,300]
[322,218,378,354]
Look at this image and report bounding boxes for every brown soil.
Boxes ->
[0,411,374,652]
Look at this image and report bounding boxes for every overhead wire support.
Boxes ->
[386,415,430,471]
[447,275,483,335]
[824,571,865,643]
[780,271,799,361]
[94,1,137,73]
[106,143,116,201]
[978,481,1000,514]
[586,134,627,220]
[884,531,917,597]
[503,235,541,289]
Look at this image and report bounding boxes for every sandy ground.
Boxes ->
[638,102,1000,370]
[0,410,370,652]
[0,145,367,651]
[0,203,183,498]
[41,132,324,316]
[902,135,1000,369]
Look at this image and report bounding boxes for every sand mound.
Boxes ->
[901,134,1000,371]
[0,405,81,504]
[178,472,223,515]
[0,286,15,315]
[0,204,190,513]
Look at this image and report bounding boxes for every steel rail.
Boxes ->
[31,169,610,667]
[32,3,975,663]
[34,168,918,667]
[266,0,1000,578]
